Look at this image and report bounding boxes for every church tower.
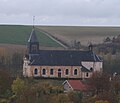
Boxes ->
[27,27,39,54]
[23,27,39,77]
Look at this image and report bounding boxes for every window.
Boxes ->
[90,67,93,71]
[31,45,37,52]
[65,69,69,75]
[50,69,54,75]
[74,69,77,75]
[34,68,38,75]
[58,69,62,78]
[86,73,89,77]
[42,69,46,75]
[58,69,61,72]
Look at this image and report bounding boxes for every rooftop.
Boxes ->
[28,28,38,43]
[65,80,89,91]
[28,50,102,66]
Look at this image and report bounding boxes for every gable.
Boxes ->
[63,82,73,91]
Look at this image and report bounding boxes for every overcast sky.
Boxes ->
[0,0,120,26]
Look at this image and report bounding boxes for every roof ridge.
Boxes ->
[28,28,38,43]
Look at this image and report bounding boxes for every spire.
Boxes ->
[27,16,39,54]
[33,16,35,28]
[28,16,38,43]
[28,28,38,43]
[88,42,93,51]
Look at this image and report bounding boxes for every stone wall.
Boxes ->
[24,65,92,79]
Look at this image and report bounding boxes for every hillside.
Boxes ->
[1,25,120,49]
[0,25,61,47]
[37,26,120,45]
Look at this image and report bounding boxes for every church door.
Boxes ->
[58,69,62,78]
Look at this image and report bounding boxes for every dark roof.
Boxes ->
[81,66,91,72]
[28,28,38,43]
[28,50,102,66]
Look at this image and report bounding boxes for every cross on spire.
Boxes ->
[33,16,35,28]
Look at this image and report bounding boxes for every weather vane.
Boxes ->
[33,16,35,28]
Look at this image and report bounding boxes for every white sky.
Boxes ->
[0,0,120,26]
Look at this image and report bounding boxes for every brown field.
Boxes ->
[0,44,64,55]
[37,26,120,45]
[0,44,26,56]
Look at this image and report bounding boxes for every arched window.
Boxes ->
[50,69,54,75]
[90,67,93,71]
[42,68,46,75]
[58,69,61,72]
[34,68,38,75]
[74,69,77,75]
[65,69,69,75]
[58,69,62,78]
[86,73,89,77]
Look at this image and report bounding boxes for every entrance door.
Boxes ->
[58,69,62,78]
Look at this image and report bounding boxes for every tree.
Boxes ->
[53,94,70,103]
[11,52,23,69]
[95,100,109,103]
[118,93,120,103]
[12,77,26,96]
[96,91,117,103]
[111,75,120,95]
[89,72,110,94]
[0,69,12,96]
[68,91,83,103]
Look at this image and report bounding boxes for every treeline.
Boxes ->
[103,54,120,74]
[84,72,120,103]
[0,48,24,76]
[96,35,120,55]
[0,70,120,103]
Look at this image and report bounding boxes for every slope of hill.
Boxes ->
[37,26,120,45]
[1,25,120,48]
[0,25,61,47]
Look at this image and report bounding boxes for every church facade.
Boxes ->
[23,28,103,79]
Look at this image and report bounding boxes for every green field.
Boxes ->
[0,25,61,47]
[37,26,120,45]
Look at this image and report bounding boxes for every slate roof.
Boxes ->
[28,50,102,66]
[81,66,91,72]
[28,28,38,43]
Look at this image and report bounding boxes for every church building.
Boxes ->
[23,27,103,79]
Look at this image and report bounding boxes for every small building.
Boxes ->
[63,80,88,92]
[63,80,94,96]
[23,27,103,79]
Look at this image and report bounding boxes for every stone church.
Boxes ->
[23,27,103,79]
